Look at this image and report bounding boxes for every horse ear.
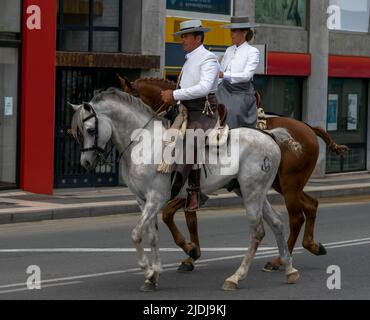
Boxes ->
[83,102,92,113]
[68,102,81,111]
[117,73,133,94]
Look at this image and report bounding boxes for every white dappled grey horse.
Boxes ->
[70,88,300,292]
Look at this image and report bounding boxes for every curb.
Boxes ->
[0,184,370,225]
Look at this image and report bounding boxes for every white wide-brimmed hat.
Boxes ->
[221,16,260,29]
[173,20,211,36]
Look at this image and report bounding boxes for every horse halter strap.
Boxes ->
[81,103,105,155]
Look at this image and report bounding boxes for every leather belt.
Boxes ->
[182,94,217,110]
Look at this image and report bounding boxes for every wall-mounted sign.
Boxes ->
[167,0,231,15]
[347,94,358,131]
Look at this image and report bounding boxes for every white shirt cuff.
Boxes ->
[173,89,182,101]
[223,72,231,81]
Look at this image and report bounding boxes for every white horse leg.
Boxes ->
[262,200,300,284]
[223,204,265,291]
[147,215,162,285]
[132,217,150,277]
[131,200,163,291]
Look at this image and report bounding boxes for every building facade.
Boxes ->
[164,0,370,176]
[0,0,165,194]
[1,0,370,194]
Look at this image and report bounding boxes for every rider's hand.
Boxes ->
[219,71,224,79]
[161,90,175,104]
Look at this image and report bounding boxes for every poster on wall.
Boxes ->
[327,94,338,131]
[4,97,13,116]
[166,0,231,15]
[347,94,358,131]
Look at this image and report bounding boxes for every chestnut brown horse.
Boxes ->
[118,75,349,272]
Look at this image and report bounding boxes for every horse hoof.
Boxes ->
[286,272,300,284]
[140,281,158,292]
[316,243,327,256]
[188,246,199,260]
[262,261,281,272]
[222,281,238,291]
[177,262,194,273]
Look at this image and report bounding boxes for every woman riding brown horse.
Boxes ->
[118,75,348,272]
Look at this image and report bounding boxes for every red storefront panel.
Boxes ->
[20,0,57,194]
[267,52,311,77]
[329,55,370,78]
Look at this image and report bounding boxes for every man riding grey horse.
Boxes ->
[161,20,220,212]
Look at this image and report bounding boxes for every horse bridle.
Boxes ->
[81,103,105,154]
[80,102,156,167]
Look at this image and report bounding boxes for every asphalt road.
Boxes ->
[0,196,369,300]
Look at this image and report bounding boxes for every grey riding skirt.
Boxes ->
[216,80,257,129]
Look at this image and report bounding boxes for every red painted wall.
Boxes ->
[20,0,57,195]
[329,55,370,78]
[267,52,311,77]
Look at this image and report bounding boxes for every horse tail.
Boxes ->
[266,128,303,157]
[310,126,349,156]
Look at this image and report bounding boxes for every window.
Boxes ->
[166,0,231,16]
[254,76,303,120]
[255,0,306,27]
[57,0,122,52]
[0,0,21,33]
[329,0,370,32]
[326,78,368,173]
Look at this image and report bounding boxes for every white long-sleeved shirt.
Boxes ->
[220,42,260,84]
[173,45,220,101]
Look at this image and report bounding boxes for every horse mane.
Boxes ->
[134,77,177,90]
[70,87,166,144]
[91,87,165,122]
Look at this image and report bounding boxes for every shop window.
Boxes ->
[254,76,303,120]
[326,78,368,173]
[255,0,306,27]
[57,0,122,52]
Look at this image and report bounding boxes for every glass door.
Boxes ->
[0,48,19,189]
[326,78,368,173]
[0,0,21,189]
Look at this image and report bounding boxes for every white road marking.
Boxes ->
[2,235,370,253]
[0,237,369,294]
[0,247,277,253]
[0,250,280,291]
[0,281,82,295]
[322,240,370,249]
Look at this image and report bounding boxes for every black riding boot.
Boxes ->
[171,171,184,200]
[185,169,201,211]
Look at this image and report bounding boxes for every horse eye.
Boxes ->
[87,128,96,135]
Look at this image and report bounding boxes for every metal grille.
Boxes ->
[54,68,120,188]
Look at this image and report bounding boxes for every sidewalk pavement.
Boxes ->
[1,172,370,225]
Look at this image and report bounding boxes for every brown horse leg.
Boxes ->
[264,195,306,271]
[162,199,197,259]
[179,210,202,269]
[301,192,327,255]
